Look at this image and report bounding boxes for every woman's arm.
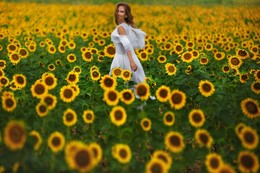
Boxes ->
[118,26,137,72]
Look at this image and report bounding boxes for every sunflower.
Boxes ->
[47,45,56,54]
[163,111,175,126]
[138,51,149,61]
[73,66,82,74]
[228,56,243,69]
[103,89,120,106]
[251,81,260,94]
[70,84,80,96]
[152,150,172,170]
[217,164,236,173]
[235,122,247,137]
[140,118,152,131]
[104,44,115,58]
[4,120,26,150]
[135,83,150,100]
[48,64,55,71]
[0,60,6,70]
[198,80,215,97]
[238,151,259,173]
[158,55,167,63]
[111,67,122,78]
[41,72,57,90]
[165,63,177,76]
[36,102,48,117]
[0,76,9,87]
[31,80,48,99]
[90,65,99,72]
[188,109,206,128]
[48,131,65,153]
[145,158,168,173]
[120,89,135,105]
[29,130,43,151]
[90,70,101,81]
[254,70,260,81]
[67,53,77,63]
[165,131,185,153]
[239,73,249,83]
[156,85,170,103]
[195,129,213,148]
[68,41,76,50]
[204,43,213,51]
[110,106,127,126]
[236,48,249,59]
[205,153,223,173]
[100,75,117,90]
[1,94,17,112]
[12,74,26,89]
[66,71,79,84]
[192,50,200,59]
[89,142,103,165]
[174,43,184,54]
[63,108,77,127]
[60,85,77,103]
[112,144,132,164]
[7,43,17,52]
[240,98,260,118]
[214,52,225,61]
[82,50,93,62]
[169,89,186,110]
[121,69,132,81]
[222,65,230,73]
[181,51,193,63]
[239,126,259,150]
[164,42,173,51]
[200,57,208,65]
[18,48,29,58]
[82,110,95,124]
[9,52,21,65]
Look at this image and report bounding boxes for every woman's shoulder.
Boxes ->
[117,22,129,30]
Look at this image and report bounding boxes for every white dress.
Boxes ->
[109,22,146,84]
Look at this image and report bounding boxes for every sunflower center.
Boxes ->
[158,154,168,163]
[193,113,202,123]
[143,121,149,128]
[176,45,182,51]
[150,162,163,173]
[184,53,192,60]
[6,98,14,108]
[202,83,212,92]
[253,82,260,90]
[86,113,92,120]
[168,66,175,73]
[45,76,54,86]
[137,86,147,96]
[64,89,73,98]
[160,89,168,98]
[115,111,123,120]
[16,76,24,84]
[75,150,91,167]
[84,52,92,59]
[9,45,16,51]
[244,131,254,144]
[52,137,61,146]
[10,125,24,143]
[231,58,239,65]
[123,92,132,100]
[114,69,121,76]
[69,74,76,81]
[201,58,207,63]
[141,52,147,59]
[199,133,209,144]
[241,154,254,169]
[35,84,45,95]
[92,71,99,78]
[166,114,173,122]
[223,66,229,71]
[44,97,54,105]
[170,135,180,146]
[66,113,74,121]
[1,78,7,84]
[210,158,219,169]
[238,50,247,57]
[171,93,182,104]
[107,47,115,55]
[245,101,258,114]
[20,49,27,56]
[119,149,127,159]
[0,62,4,67]
[108,91,117,101]
[104,78,113,88]
[123,72,130,78]
[39,105,47,113]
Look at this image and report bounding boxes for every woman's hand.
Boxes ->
[130,61,137,72]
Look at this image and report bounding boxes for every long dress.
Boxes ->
[109,22,146,84]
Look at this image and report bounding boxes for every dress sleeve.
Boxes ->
[118,35,133,52]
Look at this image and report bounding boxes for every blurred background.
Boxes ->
[1,0,260,5]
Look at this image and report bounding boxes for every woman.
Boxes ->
[109,2,146,84]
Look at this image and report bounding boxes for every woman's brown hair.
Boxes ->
[114,2,136,28]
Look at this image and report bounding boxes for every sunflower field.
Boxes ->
[0,1,259,173]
